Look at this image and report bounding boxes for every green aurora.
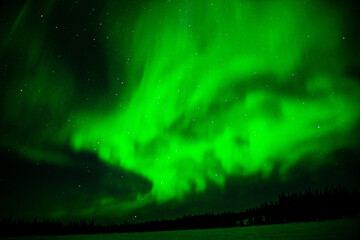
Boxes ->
[1,0,360,220]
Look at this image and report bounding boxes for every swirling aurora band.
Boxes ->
[1,0,359,215]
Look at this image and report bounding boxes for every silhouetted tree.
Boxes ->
[1,186,359,237]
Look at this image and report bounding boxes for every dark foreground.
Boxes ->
[2,218,360,240]
[2,186,359,237]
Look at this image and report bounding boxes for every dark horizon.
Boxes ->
[2,185,359,237]
[1,147,360,224]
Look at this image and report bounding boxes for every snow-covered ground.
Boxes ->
[5,218,360,240]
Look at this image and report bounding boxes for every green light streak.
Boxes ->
[1,0,359,215]
[70,0,360,206]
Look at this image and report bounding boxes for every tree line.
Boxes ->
[1,185,359,237]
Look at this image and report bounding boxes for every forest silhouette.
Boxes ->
[1,185,359,237]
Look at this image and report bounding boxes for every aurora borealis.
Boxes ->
[1,0,360,223]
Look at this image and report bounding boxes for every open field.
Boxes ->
[3,218,359,240]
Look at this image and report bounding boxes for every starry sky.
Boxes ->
[1,0,360,223]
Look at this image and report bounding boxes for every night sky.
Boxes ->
[1,0,360,224]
